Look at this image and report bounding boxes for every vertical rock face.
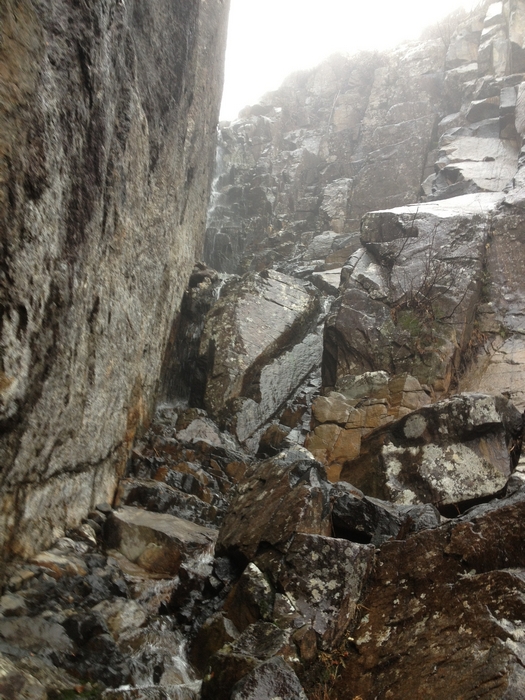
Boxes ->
[0,0,230,559]
[205,42,447,275]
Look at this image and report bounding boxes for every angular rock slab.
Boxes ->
[331,482,441,545]
[217,451,332,564]
[201,622,295,700]
[340,393,522,509]
[196,270,321,443]
[434,135,518,194]
[332,485,525,699]
[106,506,217,576]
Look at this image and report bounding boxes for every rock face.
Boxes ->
[0,0,230,559]
[323,193,501,394]
[205,43,446,276]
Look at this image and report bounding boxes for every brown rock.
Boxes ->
[340,393,522,510]
[217,451,332,564]
[106,506,217,576]
[333,486,525,699]
[189,612,240,674]
[201,622,296,700]
[257,534,374,650]
[30,551,87,579]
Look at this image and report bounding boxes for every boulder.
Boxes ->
[0,616,74,657]
[195,270,322,444]
[340,393,523,511]
[105,507,218,576]
[0,655,46,700]
[231,657,307,700]
[217,450,332,564]
[306,372,431,473]
[92,599,147,640]
[30,550,87,579]
[189,613,240,674]
[223,563,275,632]
[115,479,222,528]
[331,482,441,545]
[201,622,295,700]
[255,533,374,649]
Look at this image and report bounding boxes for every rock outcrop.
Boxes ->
[0,0,230,560]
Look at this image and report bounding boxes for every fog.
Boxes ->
[221,0,482,119]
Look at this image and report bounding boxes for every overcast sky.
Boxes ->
[220,0,482,120]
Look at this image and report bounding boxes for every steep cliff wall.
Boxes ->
[0,0,230,559]
[205,0,525,277]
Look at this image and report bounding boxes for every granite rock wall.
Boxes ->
[0,0,230,560]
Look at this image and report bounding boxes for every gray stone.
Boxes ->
[92,599,147,640]
[331,482,441,545]
[0,0,230,563]
[257,533,374,649]
[195,270,321,444]
[324,194,503,393]
[0,654,46,700]
[303,232,339,261]
[0,616,74,656]
[231,657,307,700]
[201,622,295,700]
[0,593,28,617]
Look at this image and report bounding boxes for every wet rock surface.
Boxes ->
[7,1,525,699]
[330,481,525,699]
[340,393,523,511]
[324,193,502,394]
[192,270,322,446]
[0,0,230,561]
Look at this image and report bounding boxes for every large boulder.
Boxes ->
[216,450,332,564]
[201,622,296,700]
[331,481,525,699]
[339,393,523,511]
[106,506,218,576]
[195,270,322,445]
[255,533,374,650]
